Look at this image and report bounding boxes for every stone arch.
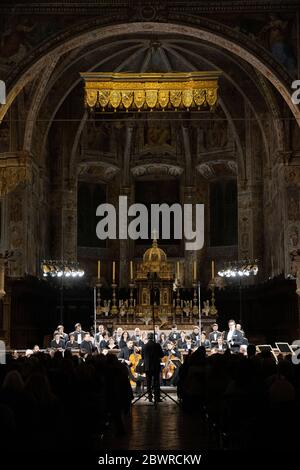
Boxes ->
[1,20,299,126]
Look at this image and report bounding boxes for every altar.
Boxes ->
[95,237,218,330]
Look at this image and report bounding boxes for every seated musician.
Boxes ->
[200,332,211,349]
[163,340,180,358]
[80,332,96,355]
[185,335,194,352]
[162,341,181,385]
[216,335,227,352]
[208,323,222,348]
[118,339,134,366]
[128,345,146,396]
[99,331,109,350]
[107,337,118,350]
[177,331,187,350]
[168,324,181,342]
[50,332,65,350]
[65,333,79,350]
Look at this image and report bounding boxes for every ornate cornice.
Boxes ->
[0,1,299,15]
[131,162,183,177]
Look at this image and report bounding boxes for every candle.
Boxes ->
[97,260,101,279]
[130,261,133,281]
[112,261,115,282]
[176,261,180,279]
[193,261,197,281]
[211,260,215,279]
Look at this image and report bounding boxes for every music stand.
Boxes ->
[275,342,294,354]
[132,271,179,406]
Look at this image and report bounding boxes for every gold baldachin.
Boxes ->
[81,72,220,111]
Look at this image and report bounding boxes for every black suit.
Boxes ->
[66,340,79,350]
[142,340,164,401]
[168,331,180,342]
[177,339,187,350]
[80,340,95,354]
[208,331,222,346]
[70,330,86,344]
[50,339,65,349]
[224,329,244,349]
[118,346,134,362]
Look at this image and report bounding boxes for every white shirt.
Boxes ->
[77,333,82,344]
[227,330,234,342]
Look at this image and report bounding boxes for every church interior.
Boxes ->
[0,0,300,456]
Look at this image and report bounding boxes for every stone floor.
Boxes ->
[103,390,218,450]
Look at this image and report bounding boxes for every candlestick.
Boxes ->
[130,260,133,281]
[112,261,115,282]
[193,261,197,281]
[211,260,215,279]
[97,260,101,279]
[176,261,180,280]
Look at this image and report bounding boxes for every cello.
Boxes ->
[129,347,146,386]
[161,342,177,381]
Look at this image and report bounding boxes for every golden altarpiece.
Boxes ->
[95,237,217,331]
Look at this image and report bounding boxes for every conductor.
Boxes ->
[142,332,164,403]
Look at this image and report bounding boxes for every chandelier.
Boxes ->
[80,71,220,112]
[218,260,259,278]
[42,260,85,278]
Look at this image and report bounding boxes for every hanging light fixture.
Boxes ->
[218,260,259,278]
[80,71,221,112]
[42,260,85,278]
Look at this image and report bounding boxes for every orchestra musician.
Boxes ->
[80,332,96,355]
[50,332,65,350]
[118,339,134,365]
[162,341,181,385]
[177,331,187,350]
[191,326,201,347]
[131,327,144,347]
[113,327,123,348]
[95,324,105,346]
[69,323,86,345]
[208,323,222,347]
[200,332,211,349]
[129,345,146,396]
[65,334,79,350]
[168,324,180,342]
[57,325,68,345]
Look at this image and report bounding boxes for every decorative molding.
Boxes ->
[196,160,237,180]
[131,163,183,177]
[77,161,120,181]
